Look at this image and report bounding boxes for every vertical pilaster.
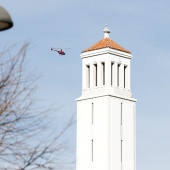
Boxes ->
[119,64,124,88]
[98,62,102,86]
[127,64,131,90]
[90,63,93,88]
[113,62,117,87]
[105,58,109,88]
[82,64,86,90]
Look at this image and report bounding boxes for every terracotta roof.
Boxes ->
[82,37,131,54]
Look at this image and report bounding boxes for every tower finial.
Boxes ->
[103,25,110,38]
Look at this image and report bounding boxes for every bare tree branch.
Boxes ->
[0,43,75,170]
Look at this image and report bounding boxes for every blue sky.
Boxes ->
[1,1,170,170]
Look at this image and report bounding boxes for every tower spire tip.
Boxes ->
[103,25,110,38]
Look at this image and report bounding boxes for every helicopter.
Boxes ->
[51,47,70,55]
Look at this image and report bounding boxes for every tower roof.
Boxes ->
[82,26,131,54]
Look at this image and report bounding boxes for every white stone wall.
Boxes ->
[77,96,136,170]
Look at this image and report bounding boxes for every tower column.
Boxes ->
[127,65,130,90]
[97,62,101,87]
[90,63,93,88]
[119,63,124,88]
[111,62,117,87]
[82,64,86,90]
[105,57,110,88]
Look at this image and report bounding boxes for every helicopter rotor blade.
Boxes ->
[51,47,71,49]
[51,48,61,50]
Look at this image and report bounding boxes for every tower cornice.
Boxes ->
[81,47,133,59]
[76,87,137,102]
[76,94,137,102]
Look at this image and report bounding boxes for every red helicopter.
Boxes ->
[51,47,70,55]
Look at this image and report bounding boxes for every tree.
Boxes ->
[0,43,74,170]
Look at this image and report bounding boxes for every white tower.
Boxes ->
[76,26,137,170]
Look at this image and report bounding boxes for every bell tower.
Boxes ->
[76,26,137,170]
